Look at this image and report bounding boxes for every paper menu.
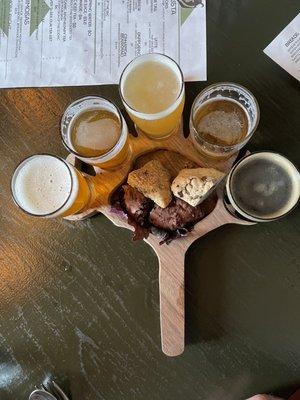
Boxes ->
[0,0,206,88]
[264,13,300,81]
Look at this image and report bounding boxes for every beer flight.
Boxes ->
[11,53,300,226]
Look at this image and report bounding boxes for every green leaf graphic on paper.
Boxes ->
[30,0,50,35]
[0,0,10,36]
[179,0,204,24]
[180,7,193,25]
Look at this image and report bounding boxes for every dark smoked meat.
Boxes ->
[119,184,217,243]
[149,197,206,231]
[123,185,153,226]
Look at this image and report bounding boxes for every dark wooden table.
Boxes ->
[0,1,299,399]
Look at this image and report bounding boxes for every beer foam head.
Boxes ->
[12,155,74,216]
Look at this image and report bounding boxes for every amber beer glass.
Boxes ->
[120,53,185,139]
[61,96,130,169]
[190,83,260,159]
[11,154,91,218]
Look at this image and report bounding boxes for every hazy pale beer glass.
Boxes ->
[120,53,185,139]
[225,152,300,222]
[61,96,130,169]
[190,83,260,159]
[11,155,91,218]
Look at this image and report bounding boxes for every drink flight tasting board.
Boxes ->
[10,52,300,357]
[12,100,300,356]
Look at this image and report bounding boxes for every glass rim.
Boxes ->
[190,82,260,150]
[11,153,74,218]
[226,151,300,222]
[119,52,185,118]
[60,95,126,161]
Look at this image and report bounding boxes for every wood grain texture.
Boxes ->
[0,1,299,399]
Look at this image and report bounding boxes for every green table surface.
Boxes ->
[0,1,300,399]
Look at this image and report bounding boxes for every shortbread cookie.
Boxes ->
[171,168,224,207]
[128,160,172,208]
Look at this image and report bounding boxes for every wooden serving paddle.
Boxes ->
[66,130,253,357]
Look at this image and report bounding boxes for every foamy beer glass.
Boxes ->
[190,82,260,159]
[61,96,130,169]
[225,152,300,222]
[119,53,185,139]
[11,154,91,218]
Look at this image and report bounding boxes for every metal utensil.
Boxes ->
[50,381,70,400]
[29,389,58,400]
[40,380,70,400]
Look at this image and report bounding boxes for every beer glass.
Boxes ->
[119,53,185,139]
[61,96,130,169]
[224,152,300,222]
[190,83,260,159]
[11,154,91,218]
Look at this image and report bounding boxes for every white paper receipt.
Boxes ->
[264,13,300,81]
[0,0,207,88]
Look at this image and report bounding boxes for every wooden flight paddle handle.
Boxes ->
[157,245,185,357]
[148,194,254,357]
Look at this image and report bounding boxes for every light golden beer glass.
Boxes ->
[11,154,91,218]
[119,53,185,139]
